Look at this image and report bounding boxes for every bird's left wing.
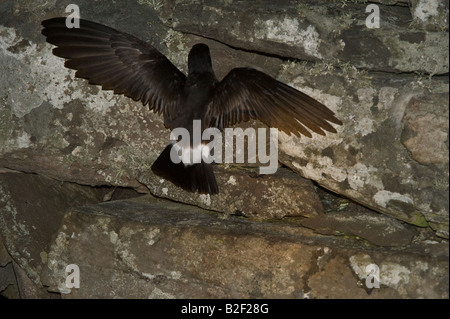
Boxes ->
[205,67,342,138]
[41,17,186,124]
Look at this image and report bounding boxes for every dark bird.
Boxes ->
[41,17,342,195]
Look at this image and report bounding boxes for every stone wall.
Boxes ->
[0,0,448,298]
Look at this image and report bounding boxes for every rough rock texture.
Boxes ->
[409,0,449,31]
[301,206,418,247]
[42,197,447,299]
[1,174,447,298]
[0,0,448,299]
[0,172,103,287]
[0,236,20,298]
[0,0,448,236]
[162,0,448,74]
[0,0,323,219]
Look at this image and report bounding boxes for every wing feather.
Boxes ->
[205,68,342,138]
[42,17,186,126]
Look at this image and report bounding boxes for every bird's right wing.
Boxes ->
[42,17,186,125]
[205,68,342,138]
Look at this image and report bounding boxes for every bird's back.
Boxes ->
[170,71,218,132]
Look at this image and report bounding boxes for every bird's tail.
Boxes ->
[151,144,219,195]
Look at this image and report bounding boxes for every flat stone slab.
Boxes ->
[301,209,418,247]
[40,195,448,299]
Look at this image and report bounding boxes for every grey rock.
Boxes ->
[0,0,324,219]
[0,172,103,286]
[409,0,449,31]
[12,262,60,299]
[0,235,11,267]
[276,66,448,235]
[159,0,449,74]
[0,172,447,299]
[401,93,449,165]
[0,263,19,299]
[38,195,447,299]
[301,209,418,247]
[0,1,448,236]
[142,166,324,219]
[0,238,20,299]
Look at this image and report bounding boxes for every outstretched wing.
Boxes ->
[205,68,342,137]
[41,17,186,125]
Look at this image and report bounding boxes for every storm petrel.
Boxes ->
[42,17,342,195]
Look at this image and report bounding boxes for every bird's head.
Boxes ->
[188,43,213,75]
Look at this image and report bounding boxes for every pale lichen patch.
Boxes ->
[199,194,211,206]
[373,190,414,209]
[255,18,322,59]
